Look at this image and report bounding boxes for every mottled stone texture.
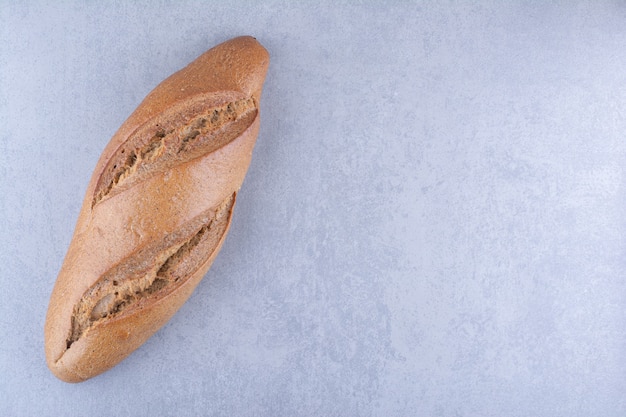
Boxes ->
[1,1,626,416]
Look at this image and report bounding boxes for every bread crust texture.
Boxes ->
[44,36,269,383]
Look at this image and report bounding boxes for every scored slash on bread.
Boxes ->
[92,94,257,206]
[44,36,269,383]
[67,194,236,350]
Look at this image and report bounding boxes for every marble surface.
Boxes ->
[1,1,626,416]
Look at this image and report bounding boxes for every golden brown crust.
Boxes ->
[44,36,269,382]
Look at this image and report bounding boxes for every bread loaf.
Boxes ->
[44,36,269,383]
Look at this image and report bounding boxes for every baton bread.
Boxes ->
[44,36,269,383]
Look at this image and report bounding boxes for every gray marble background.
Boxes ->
[1,1,625,416]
